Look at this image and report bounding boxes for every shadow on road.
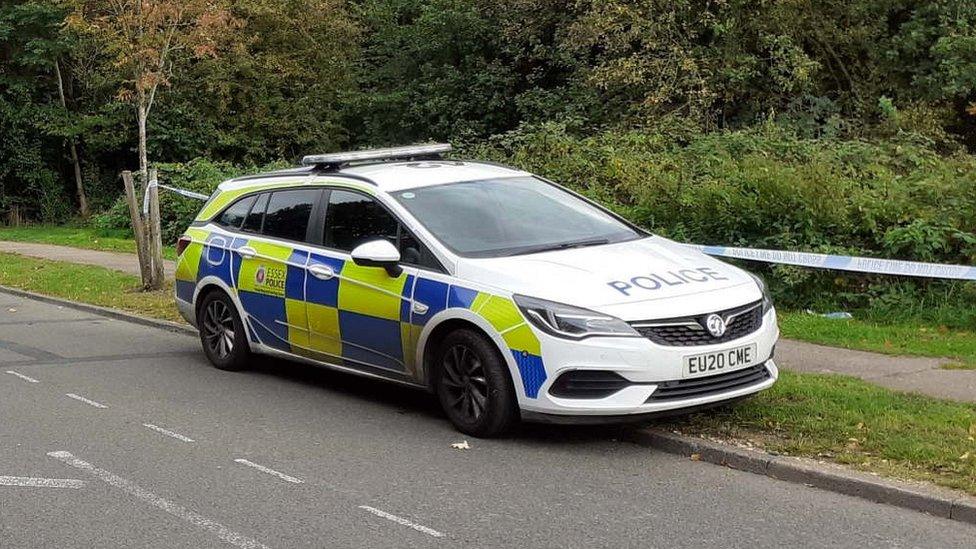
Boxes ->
[244,355,651,444]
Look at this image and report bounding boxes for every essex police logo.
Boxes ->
[254,264,286,296]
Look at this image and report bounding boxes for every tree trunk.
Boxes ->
[137,98,149,187]
[54,60,89,218]
[122,171,152,288]
[147,169,165,290]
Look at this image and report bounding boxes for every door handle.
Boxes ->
[237,246,257,259]
[308,264,335,280]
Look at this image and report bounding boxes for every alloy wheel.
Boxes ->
[440,344,489,424]
[203,299,236,360]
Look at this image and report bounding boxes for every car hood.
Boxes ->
[456,236,761,320]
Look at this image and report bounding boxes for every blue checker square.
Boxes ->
[338,311,404,371]
[305,253,345,307]
[197,233,233,285]
[238,290,289,351]
[511,351,547,399]
[285,249,309,300]
[411,278,449,325]
[399,274,415,322]
[175,280,195,304]
[448,285,478,309]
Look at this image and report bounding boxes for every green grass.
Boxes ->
[0,224,177,260]
[779,311,976,367]
[0,252,181,322]
[672,370,976,495]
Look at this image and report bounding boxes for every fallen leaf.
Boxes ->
[451,441,470,450]
[690,453,701,461]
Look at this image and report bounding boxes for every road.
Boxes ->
[0,294,973,548]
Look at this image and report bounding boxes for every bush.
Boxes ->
[92,158,288,244]
[464,123,976,323]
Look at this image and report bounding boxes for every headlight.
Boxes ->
[513,295,640,339]
[748,272,773,313]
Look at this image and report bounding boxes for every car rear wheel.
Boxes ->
[434,329,519,437]
[197,290,250,371]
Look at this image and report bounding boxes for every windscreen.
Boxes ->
[393,177,643,258]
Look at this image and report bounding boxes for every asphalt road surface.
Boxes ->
[1,295,974,548]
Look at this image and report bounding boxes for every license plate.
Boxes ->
[683,344,758,379]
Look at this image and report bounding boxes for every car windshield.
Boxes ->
[392,176,644,258]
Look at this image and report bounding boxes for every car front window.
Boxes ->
[392,176,643,258]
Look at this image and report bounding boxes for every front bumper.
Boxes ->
[515,308,780,417]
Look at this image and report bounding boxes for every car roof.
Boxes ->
[218,160,530,194]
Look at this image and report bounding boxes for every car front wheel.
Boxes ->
[434,329,519,437]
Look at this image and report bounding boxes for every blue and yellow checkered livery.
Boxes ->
[175,232,548,398]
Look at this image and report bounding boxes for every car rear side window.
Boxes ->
[262,189,319,242]
[217,195,255,229]
[241,192,269,233]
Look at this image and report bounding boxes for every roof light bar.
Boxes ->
[301,143,452,168]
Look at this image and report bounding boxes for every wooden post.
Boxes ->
[147,168,165,290]
[122,170,152,288]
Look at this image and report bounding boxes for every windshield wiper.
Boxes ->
[512,238,611,256]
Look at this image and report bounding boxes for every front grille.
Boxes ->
[549,370,631,399]
[631,301,763,347]
[645,363,771,403]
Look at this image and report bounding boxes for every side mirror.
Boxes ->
[350,239,402,277]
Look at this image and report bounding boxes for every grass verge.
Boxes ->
[0,252,182,322]
[670,370,976,496]
[0,224,176,260]
[779,311,976,367]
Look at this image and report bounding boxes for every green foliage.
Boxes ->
[466,123,976,318]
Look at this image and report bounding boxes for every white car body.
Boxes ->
[176,157,779,423]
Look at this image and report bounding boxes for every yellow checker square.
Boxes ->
[400,322,417,371]
[175,242,204,282]
[237,241,293,295]
[307,302,342,358]
[175,228,210,282]
[338,263,407,321]
[478,295,524,333]
[285,298,309,350]
[502,324,541,356]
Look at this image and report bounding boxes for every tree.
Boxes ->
[0,1,88,219]
[66,0,238,185]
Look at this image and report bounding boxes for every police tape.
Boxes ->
[142,180,209,214]
[688,244,976,281]
[138,178,975,281]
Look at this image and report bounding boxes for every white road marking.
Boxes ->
[233,459,303,484]
[358,505,445,538]
[65,393,107,409]
[47,451,270,549]
[143,423,195,443]
[0,476,85,489]
[5,370,38,383]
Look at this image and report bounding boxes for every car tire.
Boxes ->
[433,329,519,438]
[197,290,250,371]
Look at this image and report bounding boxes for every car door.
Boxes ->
[232,188,321,354]
[305,188,422,375]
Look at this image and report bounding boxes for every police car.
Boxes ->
[175,144,779,437]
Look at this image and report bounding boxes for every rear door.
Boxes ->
[232,188,322,354]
